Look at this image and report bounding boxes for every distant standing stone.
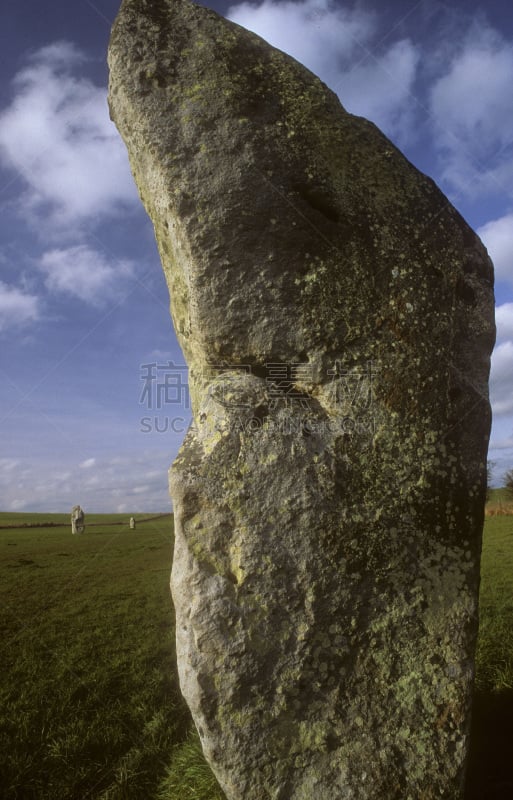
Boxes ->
[109,1,495,798]
[71,505,85,535]
[129,516,136,530]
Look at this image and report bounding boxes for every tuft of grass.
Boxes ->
[157,732,226,800]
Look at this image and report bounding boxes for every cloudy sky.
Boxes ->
[0,0,512,512]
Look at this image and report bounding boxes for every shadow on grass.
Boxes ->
[465,689,513,799]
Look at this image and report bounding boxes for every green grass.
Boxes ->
[0,513,213,800]
[476,515,513,692]
[156,733,226,800]
[1,512,512,798]
[488,487,513,504]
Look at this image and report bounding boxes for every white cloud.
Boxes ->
[80,457,96,469]
[478,214,513,286]
[227,0,420,142]
[0,280,40,331]
[490,340,513,416]
[0,41,138,231]
[431,29,513,151]
[0,458,21,474]
[38,245,134,305]
[132,485,150,494]
[334,39,419,141]
[430,26,513,197]
[490,304,513,422]
[495,302,513,343]
[229,0,376,73]
[0,451,172,513]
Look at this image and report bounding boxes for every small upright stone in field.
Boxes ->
[129,516,136,530]
[71,505,85,535]
[108,1,495,798]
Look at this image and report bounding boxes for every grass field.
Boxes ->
[0,513,223,800]
[0,510,512,799]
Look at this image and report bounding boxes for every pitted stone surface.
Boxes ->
[109,2,495,797]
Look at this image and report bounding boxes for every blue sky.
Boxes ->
[0,0,512,512]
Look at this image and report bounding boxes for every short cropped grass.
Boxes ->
[475,514,513,691]
[1,511,512,798]
[0,513,200,800]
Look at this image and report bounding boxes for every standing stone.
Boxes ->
[108,2,495,798]
[129,516,136,530]
[71,505,85,535]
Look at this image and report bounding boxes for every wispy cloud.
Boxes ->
[495,302,513,342]
[478,214,513,286]
[0,280,40,332]
[429,24,513,198]
[334,38,419,141]
[37,245,134,305]
[0,451,172,513]
[490,302,513,420]
[229,0,377,70]
[490,340,513,417]
[0,41,138,233]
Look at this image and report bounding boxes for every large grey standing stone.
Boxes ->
[108,1,495,797]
